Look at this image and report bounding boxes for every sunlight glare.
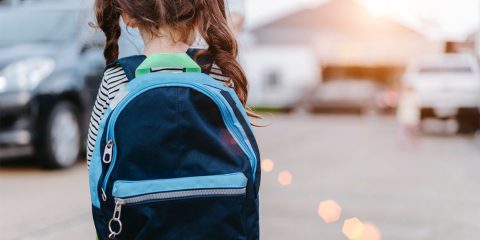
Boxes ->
[360,0,389,17]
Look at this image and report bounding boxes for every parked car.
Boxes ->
[403,54,480,133]
[0,4,105,168]
[306,79,380,114]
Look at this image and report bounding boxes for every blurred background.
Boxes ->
[1,0,480,239]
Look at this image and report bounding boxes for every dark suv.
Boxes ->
[0,4,105,168]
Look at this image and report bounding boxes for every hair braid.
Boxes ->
[197,0,259,118]
[95,0,121,64]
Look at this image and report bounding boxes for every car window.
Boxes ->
[0,7,81,46]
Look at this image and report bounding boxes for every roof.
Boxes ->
[252,0,424,38]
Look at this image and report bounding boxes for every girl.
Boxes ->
[88,0,260,239]
[87,0,257,167]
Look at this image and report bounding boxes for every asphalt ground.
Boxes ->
[1,114,479,240]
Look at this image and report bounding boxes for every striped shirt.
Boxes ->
[86,63,232,168]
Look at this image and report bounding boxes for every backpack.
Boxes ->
[88,53,261,240]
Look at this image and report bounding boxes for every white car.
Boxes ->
[307,79,380,114]
[403,54,480,132]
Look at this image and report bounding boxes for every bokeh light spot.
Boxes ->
[277,171,293,186]
[317,200,342,223]
[342,217,364,240]
[261,159,275,172]
[357,222,381,240]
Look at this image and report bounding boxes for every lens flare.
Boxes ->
[343,218,364,240]
[277,171,293,186]
[317,200,342,223]
[261,159,275,172]
[357,222,381,240]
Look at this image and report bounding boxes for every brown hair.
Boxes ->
[94,0,259,118]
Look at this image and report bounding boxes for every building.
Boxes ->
[250,0,442,84]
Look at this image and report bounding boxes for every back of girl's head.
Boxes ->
[94,0,257,116]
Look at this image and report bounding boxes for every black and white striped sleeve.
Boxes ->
[210,64,234,88]
[86,66,129,168]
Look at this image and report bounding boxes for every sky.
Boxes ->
[243,0,480,40]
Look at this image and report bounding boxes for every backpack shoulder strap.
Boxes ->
[186,48,214,73]
[105,55,147,81]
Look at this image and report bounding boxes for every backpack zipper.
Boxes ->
[100,80,257,202]
[118,188,246,205]
[101,140,114,202]
[103,140,114,164]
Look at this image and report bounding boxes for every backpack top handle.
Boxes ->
[135,53,202,78]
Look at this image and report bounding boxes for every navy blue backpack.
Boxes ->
[89,53,261,240]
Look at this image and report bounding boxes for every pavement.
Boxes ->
[1,114,480,240]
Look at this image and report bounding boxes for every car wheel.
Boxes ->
[456,111,480,134]
[40,102,81,169]
[420,108,434,120]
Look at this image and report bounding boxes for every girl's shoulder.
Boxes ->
[100,57,141,99]
[102,65,128,85]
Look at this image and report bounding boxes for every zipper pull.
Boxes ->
[108,199,125,239]
[101,188,107,202]
[103,140,114,164]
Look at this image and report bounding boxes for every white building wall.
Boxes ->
[243,45,321,108]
